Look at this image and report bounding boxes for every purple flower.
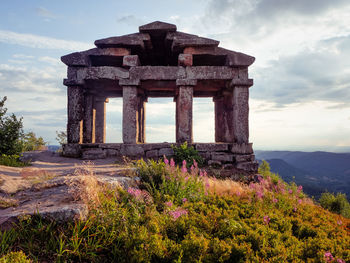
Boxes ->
[263,215,270,225]
[298,199,302,205]
[324,252,334,262]
[273,198,278,203]
[164,157,169,165]
[168,208,188,220]
[182,198,187,203]
[170,158,175,167]
[337,220,342,225]
[165,201,173,207]
[293,207,297,212]
[288,189,293,194]
[297,185,303,193]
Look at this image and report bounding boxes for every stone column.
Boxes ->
[122,86,139,143]
[67,86,83,143]
[94,97,107,143]
[137,96,147,143]
[214,91,235,143]
[233,86,249,143]
[175,79,196,143]
[83,93,95,143]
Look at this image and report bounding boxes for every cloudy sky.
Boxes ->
[1,0,350,151]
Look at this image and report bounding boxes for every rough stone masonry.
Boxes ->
[61,21,258,172]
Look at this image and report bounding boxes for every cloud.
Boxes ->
[0,30,92,51]
[36,7,57,20]
[251,34,350,106]
[116,15,146,28]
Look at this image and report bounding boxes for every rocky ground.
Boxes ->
[0,151,133,230]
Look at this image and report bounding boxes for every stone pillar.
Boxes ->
[214,91,235,143]
[67,86,83,143]
[233,86,249,143]
[176,80,195,143]
[94,97,107,143]
[83,94,95,143]
[122,86,139,143]
[137,96,147,143]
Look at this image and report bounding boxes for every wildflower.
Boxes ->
[324,252,334,262]
[165,201,173,207]
[256,190,264,199]
[337,259,345,263]
[297,185,303,193]
[337,220,342,225]
[236,191,241,197]
[184,176,189,181]
[190,165,194,172]
[181,160,187,173]
[170,158,175,167]
[257,175,263,182]
[293,207,297,212]
[273,198,278,203]
[164,156,169,165]
[168,208,188,220]
[298,199,302,205]
[263,215,270,225]
[288,189,293,194]
[128,187,142,199]
[199,170,204,177]
[193,159,198,169]
[182,198,187,203]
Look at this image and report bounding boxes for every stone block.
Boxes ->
[123,55,140,67]
[208,160,221,166]
[159,148,174,157]
[146,150,158,159]
[234,154,255,162]
[176,79,197,86]
[186,66,235,80]
[199,152,211,160]
[99,143,122,150]
[129,66,186,80]
[143,143,172,151]
[236,161,259,172]
[106,149,118,157]
[211,153,234,162]
[121,144,144,156]
[223,164,234,170]
[82,148,106,160]
[62,144,82,158]
[119,78,140,86]
[231,143,253,154]
[178,54,193,66]
[195,143,229,152]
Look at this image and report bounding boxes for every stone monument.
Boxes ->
[61,21,258,172]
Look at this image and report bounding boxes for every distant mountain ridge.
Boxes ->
[255,150,350,199]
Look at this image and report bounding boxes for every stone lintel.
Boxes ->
[129,66,186,80]
[123,55,140,67]
[178,54,193,66]
[183,46,216,55]
[139,21,177,33]
[230,78,253,87]
[63,78,84,86]
[119,78,140,86]
[195,143,229,152]
[186,66,236,80]
[176,79,197,86]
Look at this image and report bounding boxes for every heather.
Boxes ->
[1,159,349,262]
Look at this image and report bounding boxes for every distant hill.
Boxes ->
[255,151,350,199]
[47,145,60,152]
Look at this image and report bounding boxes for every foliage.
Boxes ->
[1,160,350,262]
[0,251,31,263]
[20,132,46,152]
[0,97,23,155]
[320,192,350,218]
[55,130,67,146]
[0,154,30,167]
[171,142,203,168]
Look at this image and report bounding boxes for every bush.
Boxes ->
[0,154,30,167]
[20,132,46,152]
[0,251,31,263]
[0,97,23,155]
[171,142,203,168]
[319,192,350,218]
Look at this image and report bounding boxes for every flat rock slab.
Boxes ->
[0,151,135,230]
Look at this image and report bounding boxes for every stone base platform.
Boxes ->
[62,142,258,172]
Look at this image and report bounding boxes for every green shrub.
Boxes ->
[0,251,30,263]
[171,142,203,168]
[20,132,46,152]
[319,192,350,218]
[0,154,30,167]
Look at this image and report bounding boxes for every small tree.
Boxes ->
[21,131,47,151]
[0,96,23,155]
[56,130,67,146]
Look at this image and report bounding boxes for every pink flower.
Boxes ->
[181,160,187,173]
[182,198,187,203]
[257,175,263,182]
[297,185,303,193]
[289,189,293,194]
[337,220,342,225]
[184,176,189,181]
[199,170,204,177]
[190,165,194,172]
[256,191,264,199]
[324,252,334,262]
[293,207,297,212]
[168,208,188,220]
[337,259,345,263]
[263,215,270,225]
[128,187,142,199]
[164,157,169,165]
[170,158,175,167]
[193,159,198,169]
[236,191,241,197]
[298,199,302,204]
[273,198,278,203]
[165,201,173,207]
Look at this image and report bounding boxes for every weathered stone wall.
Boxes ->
[63,143,258,172]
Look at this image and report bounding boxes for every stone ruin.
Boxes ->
[61,21,258,172]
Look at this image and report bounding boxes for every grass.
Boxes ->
[0,196,18,209]
[0,154,31,167]
[0,159,349,262]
